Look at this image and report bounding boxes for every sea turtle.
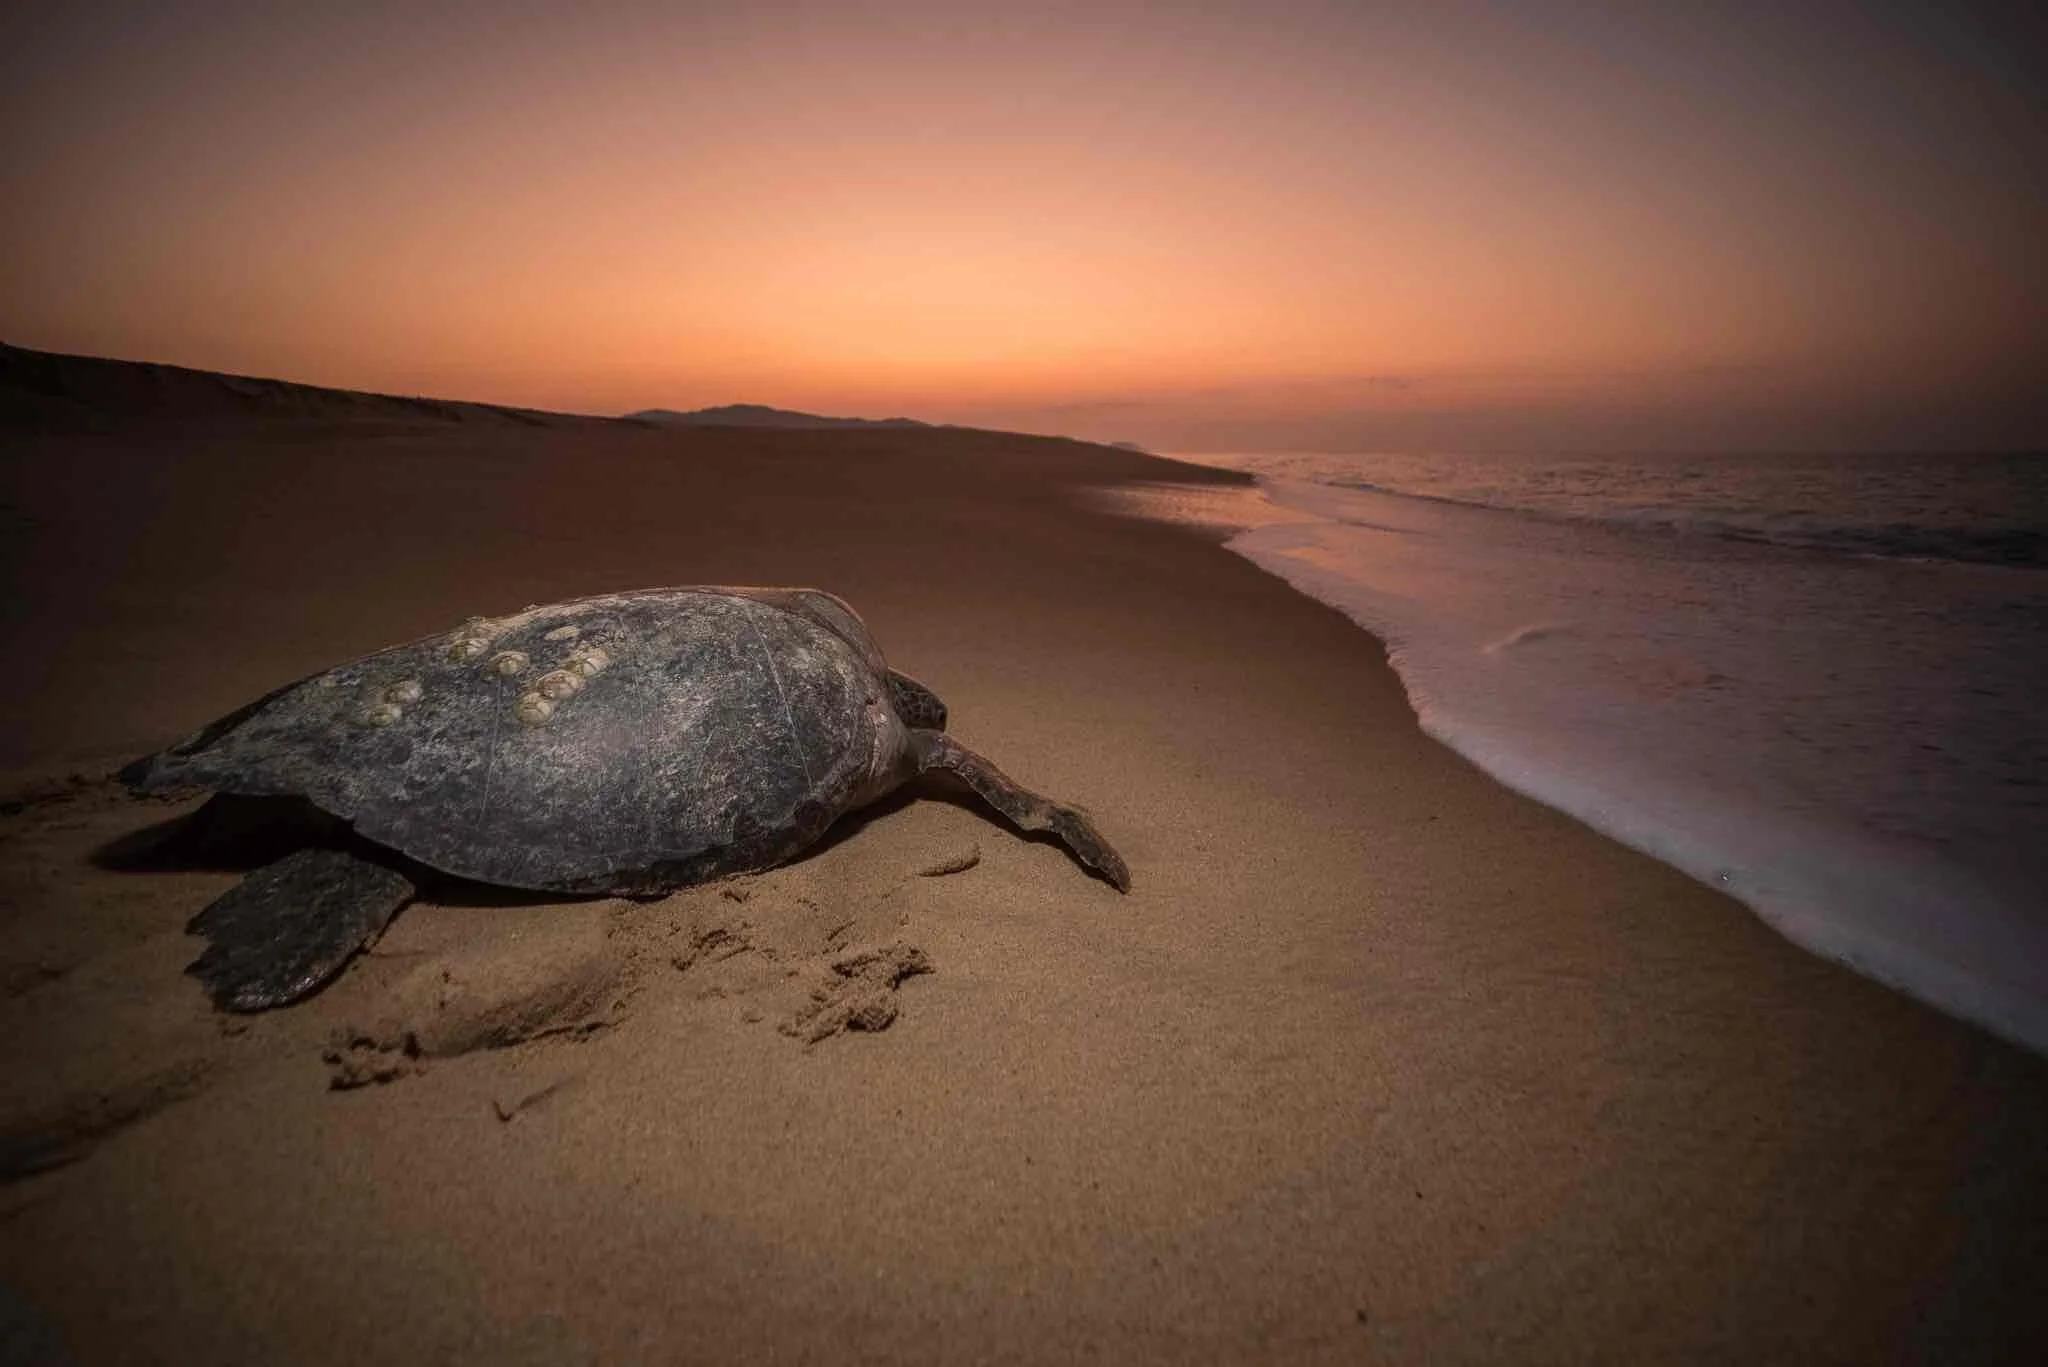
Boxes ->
[120,586,1129,1011]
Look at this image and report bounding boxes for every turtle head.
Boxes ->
[886,670,948,731]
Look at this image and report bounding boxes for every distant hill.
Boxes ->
[1109,440,1150,454]
[0,342,602,430]
[625,403,929,430]
[1,345,1155,461]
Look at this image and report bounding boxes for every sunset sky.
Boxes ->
[6,1,2044,452]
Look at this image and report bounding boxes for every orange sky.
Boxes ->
[5,1,2044,451]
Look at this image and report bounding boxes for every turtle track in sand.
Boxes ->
[622,873,942,1045]
[0,774,233,1182]
[1,775,954,1179]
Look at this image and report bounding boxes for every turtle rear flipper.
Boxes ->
[911,732,1130,891]
[187,849,416,1011]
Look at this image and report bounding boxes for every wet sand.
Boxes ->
[3,354,2044,1364]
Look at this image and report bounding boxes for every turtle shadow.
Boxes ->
[93,777,1109,897]
[89,794,572,909]
[792,775,1108,881]
[92,793,351,873]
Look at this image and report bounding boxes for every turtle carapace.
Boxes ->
[121,587,1129,1010]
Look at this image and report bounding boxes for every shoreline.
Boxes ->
[4,402,2046,1363]
[1095,466,2048,1059]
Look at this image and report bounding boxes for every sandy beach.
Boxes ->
[3,354,2044,1365]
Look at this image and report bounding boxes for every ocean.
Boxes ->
[1102,450,2048,1056]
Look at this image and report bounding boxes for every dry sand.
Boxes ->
[2,356,2045,1364]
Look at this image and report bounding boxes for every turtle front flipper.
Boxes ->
[187,849,416,1011]
[910,732,1130,891]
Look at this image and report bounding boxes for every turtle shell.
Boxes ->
[126,588,910,892]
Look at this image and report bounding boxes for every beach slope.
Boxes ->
[2,353,2043,1364]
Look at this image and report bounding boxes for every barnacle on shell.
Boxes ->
[536,669,583,700]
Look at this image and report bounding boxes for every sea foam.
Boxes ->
[1097,457,2048,1057]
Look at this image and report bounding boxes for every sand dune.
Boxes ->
[2,353,2043,1364]
[1,343,603,432]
